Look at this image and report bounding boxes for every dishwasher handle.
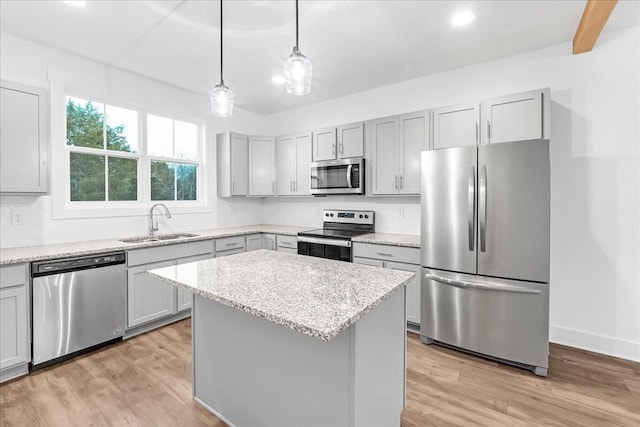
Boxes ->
[31,251,126,277]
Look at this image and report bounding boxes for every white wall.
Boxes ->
[0,33,266,247]
[259,26,640,362]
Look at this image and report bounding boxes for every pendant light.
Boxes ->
[210,0,234,117]
[283,0,312,96]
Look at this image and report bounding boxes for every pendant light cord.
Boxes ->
[295,0,299,49]
[220,0,224,84]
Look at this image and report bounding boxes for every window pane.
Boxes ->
[70,152,105,201]
[147,114,173,158]
[174,121,198,160]
[151,161,175,200]
[106,105,138,153]
[66,97,105,149]
[108,157,137,201]
[176,164,197,200]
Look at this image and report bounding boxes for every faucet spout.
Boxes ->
[149,203,172,237]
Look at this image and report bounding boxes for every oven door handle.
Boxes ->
[298,236,352,247]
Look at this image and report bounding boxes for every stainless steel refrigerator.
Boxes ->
[420,139,550,376]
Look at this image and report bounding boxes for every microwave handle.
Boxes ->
[346,164,353,188]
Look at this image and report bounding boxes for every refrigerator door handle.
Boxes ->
[468,166,476,251]
[479,164,487,252]
[424,273,541,295]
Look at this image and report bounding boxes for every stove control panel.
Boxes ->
[322,209,374,225]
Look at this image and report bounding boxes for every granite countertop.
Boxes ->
[0,224,309,265]
[149,250,415,341]
[352,232,420,248]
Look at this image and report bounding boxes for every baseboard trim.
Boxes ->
[549,325,640,362]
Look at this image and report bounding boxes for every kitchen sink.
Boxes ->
[120,233,199,243]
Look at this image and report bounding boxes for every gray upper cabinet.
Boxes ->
[248,136,276,196]
[337,122,364,158]
[481,89,545,144]
[217,132,248,197]
[277,133,312,196]
[312,127,336,161]
[371,111,428,195]
[0,80,49,194]
[432,102,480,150]
[312,122,363,161]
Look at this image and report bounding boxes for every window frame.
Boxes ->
[52,86,211,219]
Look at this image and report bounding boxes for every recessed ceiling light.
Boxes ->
[272,75,286,85]
[64,1,87,7]
[451,10,475,27]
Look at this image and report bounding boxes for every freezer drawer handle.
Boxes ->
[425,273,541,295]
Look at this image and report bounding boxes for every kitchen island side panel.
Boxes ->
[193,290,406,427]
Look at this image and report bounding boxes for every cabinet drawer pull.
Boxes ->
[226,242,238,247]
[376,252,393,257]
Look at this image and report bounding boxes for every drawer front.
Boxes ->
[352,243,419,265]
[128,240,213,266]
[215,236,246,252]
[216,247,245,258]
[0,264,27,289]
[276,235,298,250]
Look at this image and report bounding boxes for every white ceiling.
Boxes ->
[1,0,638,115]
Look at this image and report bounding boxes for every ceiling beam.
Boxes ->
[573,0,618,54]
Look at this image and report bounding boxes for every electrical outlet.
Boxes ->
[11,209,27,226]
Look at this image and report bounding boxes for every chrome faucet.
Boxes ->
[149,203,172,238]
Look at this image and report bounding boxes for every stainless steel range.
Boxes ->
[298,209,374,262]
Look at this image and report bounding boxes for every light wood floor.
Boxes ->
[1,319,638,426]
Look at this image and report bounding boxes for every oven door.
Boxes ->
[310,158,364,195]
[297,236,352,262]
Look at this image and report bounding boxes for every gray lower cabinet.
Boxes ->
[276,235,298,254]
[0,263,30,383]
[353,243,421,328]
[246,234,263,251]
[215,235,246,258]
[262,234,277,250]
[127,240,213,329]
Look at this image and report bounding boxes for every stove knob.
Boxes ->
[330,213,334,217]
[364,214,369,219]
[359,214,363,219]
[325,213,329,217]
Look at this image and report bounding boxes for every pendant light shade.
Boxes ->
[284,0,312,96]
[210,0,233,117]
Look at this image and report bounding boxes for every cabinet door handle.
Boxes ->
[272,181,275,194]
[293,180,297,191]
[332,143,336,155]
[394,176,398,190]
[232,181,235,194]
[487,121,491,141]
[339,141,344,155]
[399,175,403,190]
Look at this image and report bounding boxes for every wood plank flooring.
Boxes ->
[1,319,638,426]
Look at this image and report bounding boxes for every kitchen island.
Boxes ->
[149,250,414,427]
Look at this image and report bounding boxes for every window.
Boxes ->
[147,114,198,201]
[65,96,202,205]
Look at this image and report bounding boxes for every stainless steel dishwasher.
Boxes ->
[31,251,126,368]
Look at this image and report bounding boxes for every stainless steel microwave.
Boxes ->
[310,158,364,195]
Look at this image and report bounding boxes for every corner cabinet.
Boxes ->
[0,263,30,383]
[312,122,363,161]
[277,133,312,196]
[217,132,248,197]
[371,111,429,195]
[0,80,49,194]
[248,136,276,196]
[353,243,421,329]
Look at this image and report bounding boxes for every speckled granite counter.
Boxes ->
[0,224,309,265]
[149,249,414,341]
[352,232,420,248]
